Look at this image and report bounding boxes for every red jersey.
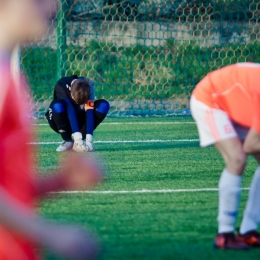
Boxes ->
[0,59,38,260]
[193,63,260,133]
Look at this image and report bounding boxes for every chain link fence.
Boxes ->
[20,0,260,117]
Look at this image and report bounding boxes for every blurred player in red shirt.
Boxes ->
[0,1,102,259]
[191,63,260,249]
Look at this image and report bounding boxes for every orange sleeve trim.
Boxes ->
[85,100,94,110]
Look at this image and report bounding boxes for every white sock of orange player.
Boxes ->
[240,166,260,234]
[218,169,242,233]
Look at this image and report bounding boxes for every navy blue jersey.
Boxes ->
[53,75,78,101]
[53,75,95,103]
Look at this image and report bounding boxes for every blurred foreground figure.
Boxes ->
[191,63,260,250]
[0,1,102,259]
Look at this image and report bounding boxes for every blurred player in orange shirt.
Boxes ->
[191,63,260,249]
[0,0,103,259]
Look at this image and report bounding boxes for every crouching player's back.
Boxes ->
[46,75,110,152]
[191,62,260,250]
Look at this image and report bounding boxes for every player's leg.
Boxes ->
[47,100,73,152]
[190,96,249,249]
[215,137,246,175]
[215,137,246,234]
[214,138,248,249]
[93,99,110,129]
[238,152,260,246]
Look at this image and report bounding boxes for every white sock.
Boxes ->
[218,169,242,233]
[240,166,260,234]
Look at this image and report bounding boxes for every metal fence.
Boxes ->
[21,0,260,117]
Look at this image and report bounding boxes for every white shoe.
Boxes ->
[56,141,74,152]
[73,140,90,152]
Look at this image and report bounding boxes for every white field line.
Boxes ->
[34,122,195,126]
[28,139,199,145]
[53,187,250,194]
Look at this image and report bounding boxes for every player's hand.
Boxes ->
[73,139,89,152]
[86,134,94,152]
[41,224,100,260]
[60,154,103,190]
[85,140,94,152]
[73,132,90,152]
[73,140,93,152]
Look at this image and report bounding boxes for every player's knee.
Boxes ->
[51,101,66,113]
[96,100,110,115]
[228,152,246,170]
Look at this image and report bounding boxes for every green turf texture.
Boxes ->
[37,117,260,260]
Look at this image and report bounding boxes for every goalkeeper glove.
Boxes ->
[86,134,94,152]
[73,132,88,152]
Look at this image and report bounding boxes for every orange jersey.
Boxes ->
[192,63,260,133]
[0,60,38,260]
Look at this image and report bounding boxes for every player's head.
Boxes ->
[0,0,57,49]
[71,79,92,105]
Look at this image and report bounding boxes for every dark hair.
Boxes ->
[71,79,91,104]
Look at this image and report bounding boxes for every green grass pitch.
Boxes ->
[36,117,260,260]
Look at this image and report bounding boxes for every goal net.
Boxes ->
[20,0,260,118]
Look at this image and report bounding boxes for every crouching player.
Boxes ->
[45,76,110,152]
[191,62,260,249]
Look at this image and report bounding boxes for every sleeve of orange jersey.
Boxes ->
[252,94,260,134]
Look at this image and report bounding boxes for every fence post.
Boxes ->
[11,45,20,86]
[57,0,67,79]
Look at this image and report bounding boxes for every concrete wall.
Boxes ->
[41,20,259,49]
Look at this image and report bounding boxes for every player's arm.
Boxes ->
[84,80,95,151]
[0,187,99,259]
[62,97,80,133]
[0,187,53,243]
[34,154,102,196]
